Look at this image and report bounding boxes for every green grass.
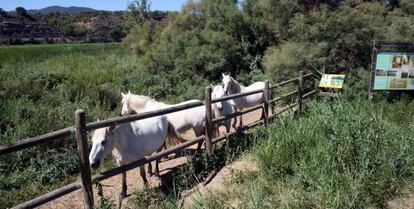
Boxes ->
[182,98,414,209]
[0,43,140,208]
[0,43,210,208]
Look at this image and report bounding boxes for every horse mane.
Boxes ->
[230,77,243,93]
[127,94,168,113]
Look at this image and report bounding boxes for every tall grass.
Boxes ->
[187,98,414,208]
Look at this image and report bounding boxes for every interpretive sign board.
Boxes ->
[373,52,414,90]
[368,40,414,99]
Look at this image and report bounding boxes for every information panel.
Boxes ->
[373,52,414,90]
[319,74,345,89]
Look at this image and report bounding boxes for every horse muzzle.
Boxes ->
[90,161,100,169]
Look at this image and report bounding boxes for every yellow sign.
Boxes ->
[319,74,345,89]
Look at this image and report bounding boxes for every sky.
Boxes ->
[0,0,188,12]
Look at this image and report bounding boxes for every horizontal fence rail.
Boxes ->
[211,103,263,124]
[270,90,298,104]
[211,89,264,104]
[86,101,204,131]
[269,73,313,89]
[4,71,318,209]
[0,127,74,155]
[13,182,82,209]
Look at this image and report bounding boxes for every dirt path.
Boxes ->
[180,155,258,208]
[38,107,269,209]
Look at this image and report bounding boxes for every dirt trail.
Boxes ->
[38,107,270,209]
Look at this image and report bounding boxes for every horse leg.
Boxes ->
[154,145,163,177]
[118,171,127,209]
[239,107,243,128]
[194,127,204,152]
[139,165,148,185]
[147,162,153,176]
[225,120,231,133]
[232,107,238,129]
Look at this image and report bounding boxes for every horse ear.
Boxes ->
[128,90,131,94]
[97,119,100,122]
[222,73,225,78]
[121,92,125,97]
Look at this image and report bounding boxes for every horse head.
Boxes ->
[121,91,132,116]
[89,125,116,169]
[222,73,233,95]
[212,85,226,111]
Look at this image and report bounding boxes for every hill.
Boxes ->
[27,6,97,14]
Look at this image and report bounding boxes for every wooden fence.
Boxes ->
[0,71,318,209]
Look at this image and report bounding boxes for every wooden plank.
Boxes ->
[270,90,298,104]
[12,182,82,209]
[211,104,263,124]
[211,88,264,103]
[303,90,318,99]
[75,110,94,209]
[204,87,213,155]
[270,77,298,89]
[212,120,264,144]
[270,103,298,119]
[263,80,270,124]
[319,91,340,97]
[269,73,313,90]
[0,127,73,155]
[297,71,304,114]
[86,101,204,131]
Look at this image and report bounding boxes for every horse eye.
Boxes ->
[101,141,106,146]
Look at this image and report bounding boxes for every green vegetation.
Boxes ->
[1,0,414,208]
[0,43,210,207]
[185,98,414,208]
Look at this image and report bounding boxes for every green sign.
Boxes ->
[373,52,414,90]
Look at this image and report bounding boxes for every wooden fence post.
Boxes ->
[263,80,270,124]
[75,110,94,209]
[297,71,304,114]
[204,87,213,156]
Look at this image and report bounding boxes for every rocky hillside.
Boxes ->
[0,10,129,44]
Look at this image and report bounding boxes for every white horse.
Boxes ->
[89,115,174,207]
[121,92,206,150]
[221,73,265,128]
[211,85,233,136]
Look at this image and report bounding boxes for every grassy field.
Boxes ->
[0,43,153,208]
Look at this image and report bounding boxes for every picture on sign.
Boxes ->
[319,74,345,89]
[373,52,414,90]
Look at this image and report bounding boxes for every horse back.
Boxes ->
[115,116,168,161]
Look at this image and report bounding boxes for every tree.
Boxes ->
[126,0,151,27]
[0,8,7,17]
[15,7,27,16]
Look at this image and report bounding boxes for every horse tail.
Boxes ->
[166,122,187,146]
